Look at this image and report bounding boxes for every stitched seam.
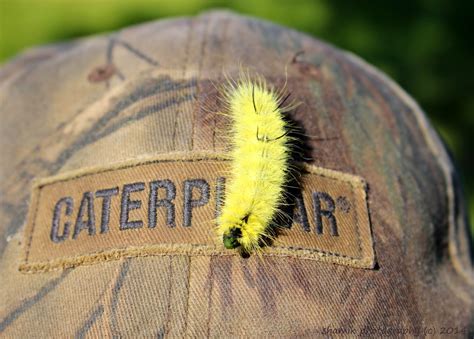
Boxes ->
[183,256,192,337]
[351,183,363,258]
[24,188,42,263]
[19,244,372,274]
[212,17,230,152]
[190,18,210,151]
[34,153,364,188]
[343,51,473,283]
[173,18,193,151]
[164,256,173,335]
[19,259,369,274]
[37,157,230,188]
[206,255,214,338]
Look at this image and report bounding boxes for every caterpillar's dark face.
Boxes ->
[222,214,251,249]
[223,227,242,249]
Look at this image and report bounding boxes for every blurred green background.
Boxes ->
[1,0,472,237]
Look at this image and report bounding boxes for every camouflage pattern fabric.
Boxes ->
[0,11,472,337]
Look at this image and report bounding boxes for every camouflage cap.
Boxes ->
[0,10,473,337]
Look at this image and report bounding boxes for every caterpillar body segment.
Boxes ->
[217,76,292,255]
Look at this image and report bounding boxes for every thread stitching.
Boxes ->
[20,242,372,273]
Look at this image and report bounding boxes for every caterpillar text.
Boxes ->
[217,74,293,256]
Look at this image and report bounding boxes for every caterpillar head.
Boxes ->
[222,226,252,258]
[222,227,242,249]
[222,213,249,249]
[221,214,254,257]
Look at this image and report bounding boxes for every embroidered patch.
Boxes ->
[20,153,375,273]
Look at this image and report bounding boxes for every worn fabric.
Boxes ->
[0,10,472,337]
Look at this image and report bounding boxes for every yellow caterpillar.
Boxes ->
[217,74,292,256]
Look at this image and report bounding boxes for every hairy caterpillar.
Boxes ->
[216,74,293,256]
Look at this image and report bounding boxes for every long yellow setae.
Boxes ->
[217,75,291,255]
